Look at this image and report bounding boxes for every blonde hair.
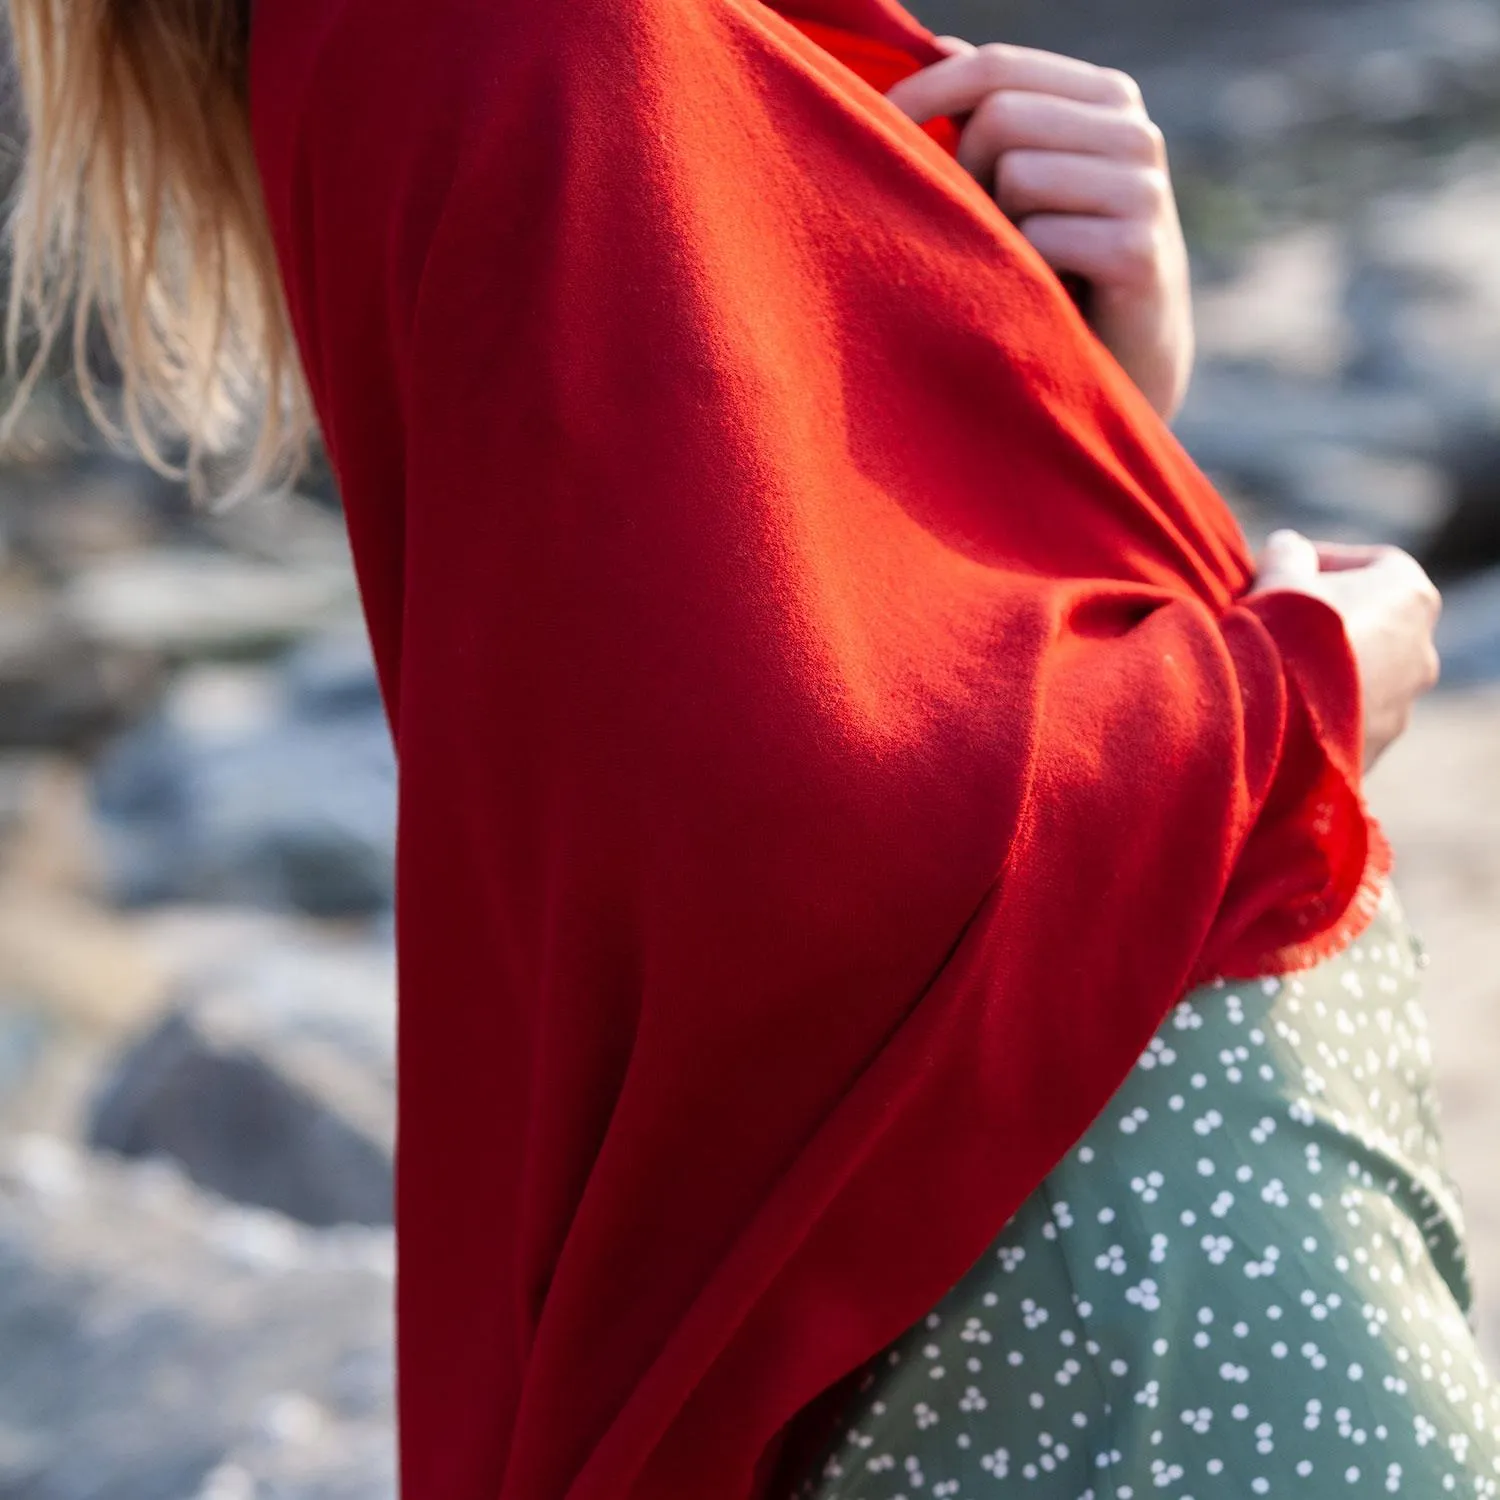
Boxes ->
[2,0,313,502]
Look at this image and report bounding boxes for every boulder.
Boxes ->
[1175,365,1444,474]
[0,460,175,579]
[87,935,394,1228]
[189,486,353,571]
[1344,153,1500,419]
[916,0,1500,125]
[1429,565,1500,687]
[0,1135,393,1500]
[0,754,50,843]
[1422,424,1500,582]
[65,549,360,661]
[0,1003,51,1124]
[92,638,396,917]
[1172,365,1449,544]
[0,605,160,751]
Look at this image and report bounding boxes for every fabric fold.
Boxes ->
[248,1,1391,1496]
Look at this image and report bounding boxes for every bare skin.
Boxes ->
[1250,530,1442,769]
[886,37,1195,422]
[887,43,1441,767]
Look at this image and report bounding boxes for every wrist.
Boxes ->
[1091,281,1194,422]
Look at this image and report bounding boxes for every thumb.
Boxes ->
[930,34,976,56]
[1252,528,1320,592]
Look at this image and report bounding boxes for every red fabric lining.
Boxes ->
[777,17,963,155]
[247,0,1391,1496]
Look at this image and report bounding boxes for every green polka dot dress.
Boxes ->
[797,883,1500,1498]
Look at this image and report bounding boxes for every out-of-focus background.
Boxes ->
[0,0,1497,1496]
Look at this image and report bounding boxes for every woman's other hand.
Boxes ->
[1250,530,1443,769]
[885,37,1195,423]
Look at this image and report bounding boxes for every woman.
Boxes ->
[2,1,1488,1497]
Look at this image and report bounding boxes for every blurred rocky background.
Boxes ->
[0,0,1497,1496]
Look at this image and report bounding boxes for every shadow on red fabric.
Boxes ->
[247,0,1391,1495]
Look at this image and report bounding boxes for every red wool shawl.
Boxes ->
[248,0,1390,1496]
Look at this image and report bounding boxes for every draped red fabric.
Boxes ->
[247,1,1391,1497]
[776,16,962,154]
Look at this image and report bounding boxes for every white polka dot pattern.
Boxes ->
[796,885,1500,1498]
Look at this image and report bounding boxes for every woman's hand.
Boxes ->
[1250,530,1443,768]
[885,38,1195,423]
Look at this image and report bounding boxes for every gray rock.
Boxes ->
[0,460,175,579]
[0,754,49,843]
[1432,565,1500,686]
[65,550,360,661]
[1191,224,1352,380]
[1173,365,1450,542]
[919,0,1500,128]
[0,605,161,751]
[920,0,1390,62]
[0,1135,392,1500]
[0,1004,51,1121]
[88,937,394,1228]
[283,635,385,721]
[1344,152,1500,418]
[93,639,396,918]
[1176,366,1445,471]
[1273,443,1448,548]
[189,489,353,573]
[1424,425,1500,581]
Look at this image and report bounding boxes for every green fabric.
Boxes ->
[799,885,1500,1498]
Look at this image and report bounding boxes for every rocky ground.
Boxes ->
[1367,690,1500,1363]
[0,2,1498,1496]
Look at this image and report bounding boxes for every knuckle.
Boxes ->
[995,150,1035,198]
[1380,699,1412,737]
[975,42,1021,85]
[1384,543,1424,578]
[1132,166,1172,214]
[975,87,1023,133]
[1108,219,1159,283]
[1390,550,1442,616]
[1100,66,1144,108]
[1122,116,1166,163]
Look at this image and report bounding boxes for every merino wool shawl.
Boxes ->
[248,0,1390,1496]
